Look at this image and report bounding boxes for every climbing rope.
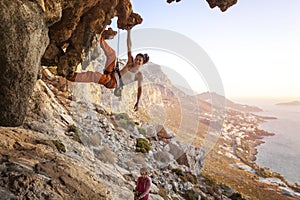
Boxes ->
[114,28,124,97]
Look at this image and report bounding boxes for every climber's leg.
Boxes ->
[100,38,116,73]
[67,71,117,89]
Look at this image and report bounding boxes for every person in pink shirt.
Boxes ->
[134,167,151,200]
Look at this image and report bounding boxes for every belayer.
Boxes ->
[67,28,149,111]
[134,167,151,200]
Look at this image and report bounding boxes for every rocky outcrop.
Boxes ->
[206,0,237,11]
[0,127,110,200]
[167,0,237,12]
[42,0,142,78]
[0,0,141,127]
[0,0,49,126]
[157,125,176,141]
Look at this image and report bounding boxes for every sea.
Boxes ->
[234,98,300,184]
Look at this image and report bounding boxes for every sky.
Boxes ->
[111,0,300,101]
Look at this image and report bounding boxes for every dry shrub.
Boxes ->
[132,153,146,166]
[89,134,101,146]
[94,144,116,164]
[125,160,135,171]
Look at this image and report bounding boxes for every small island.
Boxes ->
[276,100,300,106]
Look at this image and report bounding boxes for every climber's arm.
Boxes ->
[127,29,133,62]
[134,72,143,111]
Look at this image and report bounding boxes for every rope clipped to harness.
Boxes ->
[113,61,124,97]
[113,28,123,97]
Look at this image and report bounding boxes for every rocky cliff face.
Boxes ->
[0,0,237,127]
[0,0,141,127]
[0,1,48,126]
[42,0,142,78]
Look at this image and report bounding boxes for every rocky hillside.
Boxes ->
[1,66,300,199]
[0,77,231,200]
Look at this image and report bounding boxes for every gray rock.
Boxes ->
[0,187,18,200]
[0,0,48,126]
[156,125,176,140]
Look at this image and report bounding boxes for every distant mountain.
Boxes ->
[276,100,300,106]
[140,64,261,114]
[173,84,199,96]
[136,63,212,134]
[197,92,263,112]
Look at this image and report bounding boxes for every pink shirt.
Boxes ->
[135,176,151,200]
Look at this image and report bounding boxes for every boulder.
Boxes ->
[168,142,205,175]
[156,125,176,141]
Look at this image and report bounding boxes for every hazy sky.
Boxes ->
[112,0,300,100]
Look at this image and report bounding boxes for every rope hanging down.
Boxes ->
[113,28,124,97]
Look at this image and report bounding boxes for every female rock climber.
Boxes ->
[67,29,149,111]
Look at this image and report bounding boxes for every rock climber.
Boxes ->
[67,28,149,111]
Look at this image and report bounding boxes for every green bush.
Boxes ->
[68,124,79,133]
[114,113,130,121]
[186,172,198,184]
[171,168,184,177]
[171,168,198,184]
[185,189,197,200]
[118,119,135,129]
[158,187,168,199]
[171,168,187,182]
[137,127,146,135]
[202,174,216,186]
[115,113,135,129]
[72,132,83,144]
[52,140,66,153]
[136,138,151,153]
[67,124,83,144]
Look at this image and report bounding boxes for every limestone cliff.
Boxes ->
[0,0,237,126]
[41,0,142,78]
[0,1,48,126]
[0,0,142,127]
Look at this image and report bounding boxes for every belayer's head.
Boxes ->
[135,53,149,66]
[140,167,148,177]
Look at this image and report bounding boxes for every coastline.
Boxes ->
[254,103,300,185]
[202,106,300,199]
[245,113,300,193]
